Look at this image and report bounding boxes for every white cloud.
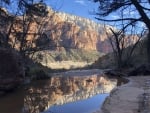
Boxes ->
[75,0,87,6]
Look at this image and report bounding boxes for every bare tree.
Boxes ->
[0,0,50,54]
[93,0,150,62]
[106,23,145,68]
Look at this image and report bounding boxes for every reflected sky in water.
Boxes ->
[44,94,108,113]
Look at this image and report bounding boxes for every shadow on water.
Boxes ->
[0,69,127,113]
[0,87,24,113]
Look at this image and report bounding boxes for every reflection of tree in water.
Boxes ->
[23,74,118,113]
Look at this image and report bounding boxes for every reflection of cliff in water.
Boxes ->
[24,74,118,113]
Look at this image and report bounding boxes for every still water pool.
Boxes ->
[0,69,120,113]
[44,94,108,113]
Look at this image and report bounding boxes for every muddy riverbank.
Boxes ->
[95,76,150,113]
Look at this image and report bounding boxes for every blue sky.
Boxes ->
[3,0,99,22]
[5,0,147,32]
[45,0,99,21]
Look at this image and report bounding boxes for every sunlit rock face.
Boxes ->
[1,7,138,54]
[23,74,117,113]
[40,7,114,52]
[0,7,114,53]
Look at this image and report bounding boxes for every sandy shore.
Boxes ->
[95,76,150,113]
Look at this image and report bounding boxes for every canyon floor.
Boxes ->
[95,76,150,113]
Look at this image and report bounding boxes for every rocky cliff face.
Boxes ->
[45,9,113,53]
[1,6,139,57]
[1,7,113,54]
[0,6,139,67]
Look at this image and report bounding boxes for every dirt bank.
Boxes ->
[95,76,150,113]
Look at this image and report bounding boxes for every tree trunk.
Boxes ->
[147,32,150,63]
[131,0,150,63]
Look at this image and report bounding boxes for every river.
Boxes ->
[0,69,122,113]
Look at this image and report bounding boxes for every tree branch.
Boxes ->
[95,17,141,22]
[131,0,150,29]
